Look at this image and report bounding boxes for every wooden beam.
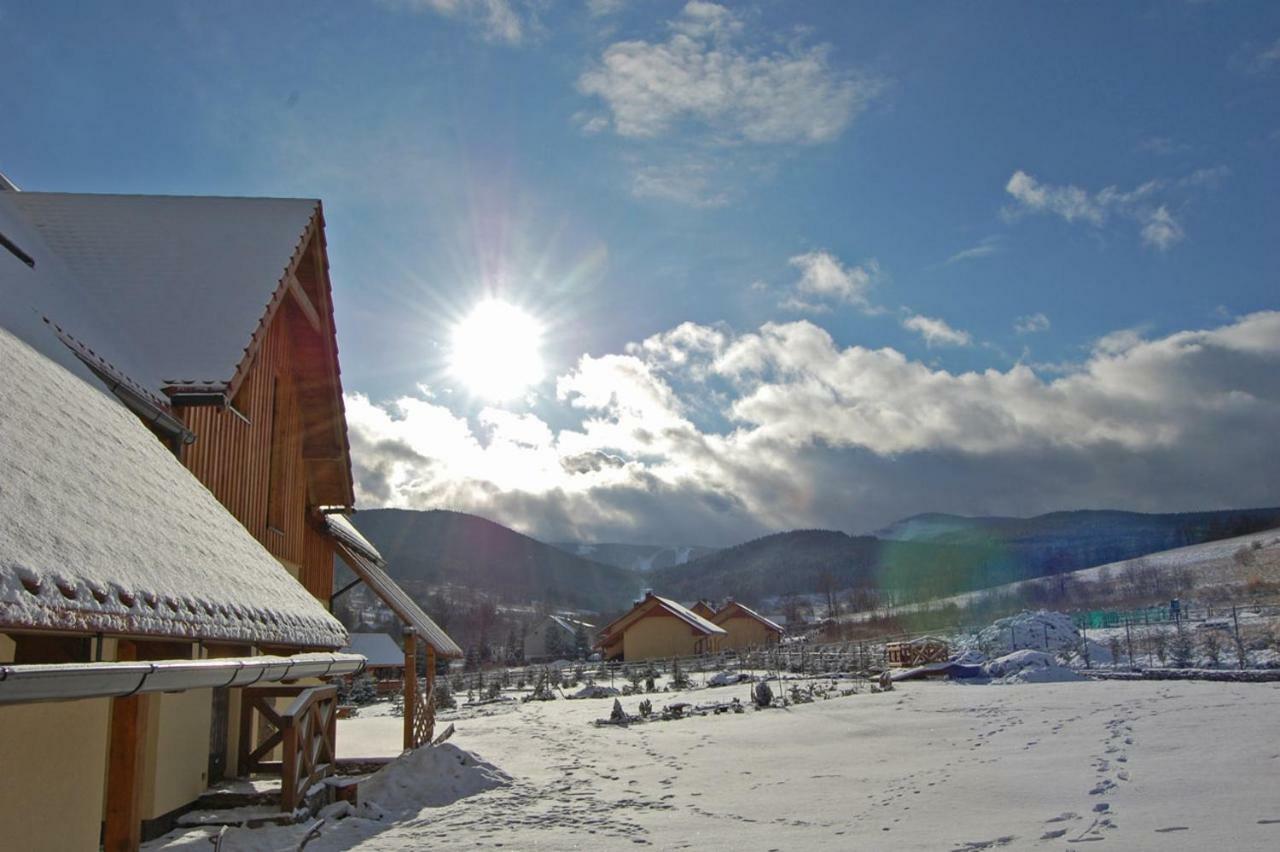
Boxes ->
[286,273,323,334]
[403,631,417,752]
[103,640,149,852]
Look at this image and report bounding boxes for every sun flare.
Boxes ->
[449,299,545,400]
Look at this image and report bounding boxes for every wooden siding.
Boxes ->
[177,296,333,606]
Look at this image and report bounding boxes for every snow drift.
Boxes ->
[973,610,1112,663]
[983,650,1083,684]
[358,744,511,813]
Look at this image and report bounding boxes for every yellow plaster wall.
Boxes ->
[0,698,110,852]
[142,689,214,819]
[719,615,777,650]
[0,632,14,662]
[622,614,704,661]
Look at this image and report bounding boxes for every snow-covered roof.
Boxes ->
[601,593,727,640]
[0,326,348,648]
[650,595,725,635]
[341,633,405,668]
[714,601,784,634]
[547,614,595,634]
[0,192,318,394]
[329,522,464,659]
[325,514,383,564]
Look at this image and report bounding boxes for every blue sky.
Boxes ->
[3,1,1279,544]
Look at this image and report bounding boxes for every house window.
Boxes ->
[266,376,288,534]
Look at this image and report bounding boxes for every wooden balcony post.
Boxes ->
[103,640,149,852]
[403,630,417,751]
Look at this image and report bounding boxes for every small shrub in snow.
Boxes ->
[752,680,773,708]
[670,658,689,690]
[1107,635,1125,668]
[434,679,456,710]
[1170,625,1195,668]
[1200,630,1222,667]
[638,698,653,717]
[340,673,379,707]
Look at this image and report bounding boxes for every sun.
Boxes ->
[449,299,545,400]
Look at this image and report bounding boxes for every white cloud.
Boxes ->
[783,251,880,313]
[1248,37,1280,73]
[1005,170,1106,225]
[1014,313,1051,335]
[577,2,876,144]
[383,0,533,44]
[945,235,1002,265]
[902,314,972,348]
[631,161,730,207]
[347,311,1280,544]
[586,0,626,17]
[1141,206,1185,251]
[1004,168,1219,251]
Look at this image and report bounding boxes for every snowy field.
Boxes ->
[151,678,1280,851]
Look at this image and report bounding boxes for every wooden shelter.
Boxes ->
[596,592,726,662]
[885,637,950,668]
[712,600,784,650]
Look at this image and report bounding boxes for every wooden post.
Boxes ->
[104,640,149,852]
[403,630,417,751]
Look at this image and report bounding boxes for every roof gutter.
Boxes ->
[0,651,365,706]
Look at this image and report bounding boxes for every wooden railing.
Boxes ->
[238,685,338,811]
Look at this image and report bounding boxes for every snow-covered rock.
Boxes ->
[708,671,754,687]
[571,684,621,699]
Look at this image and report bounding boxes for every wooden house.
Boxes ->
[596,592,726,661]
[712,600,785,650]
[523,614,597,661]
[0,186,460,849]
[0,325,362,851]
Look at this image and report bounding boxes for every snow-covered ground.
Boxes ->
[151,677,1280,850]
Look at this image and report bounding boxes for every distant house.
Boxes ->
[524,614,596,661]
[712,600,785,650]
[0,185,460,849]
[690,600,718,620]
[596,592,727,661]
[340,633,406,694]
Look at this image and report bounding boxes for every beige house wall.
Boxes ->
[0,698,111,852]
[0,632,14,662]
[719,615,778,650]
[621,614,716,661]
[142,689,214,819]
